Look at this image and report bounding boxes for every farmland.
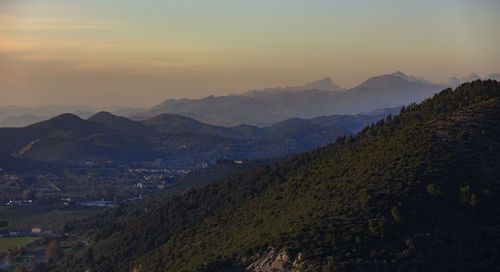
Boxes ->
[0,237,37,254]
[0,207,100,232]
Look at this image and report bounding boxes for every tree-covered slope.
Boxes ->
[53,80,500,271]
[0,111,348,165]
[63,157,282,239]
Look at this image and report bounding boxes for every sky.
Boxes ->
[1,0,499,108]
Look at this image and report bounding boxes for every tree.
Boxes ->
[426,184,441,197]
[469,193,479,207]
[15,266,28,272]
[45,240,63,262]
[368,218,385,238]
[35,191,44,201]
[460,185,471,203]
[391,206,402,222]
[22,189,35,200]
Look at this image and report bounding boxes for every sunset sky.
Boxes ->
[1,0,499,107]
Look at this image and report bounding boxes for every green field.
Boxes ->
[0,237,37,253]
[0,207,99,232]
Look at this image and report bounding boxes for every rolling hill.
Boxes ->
[0,111,350,166]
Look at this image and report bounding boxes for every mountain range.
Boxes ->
[0,110,364,167]
[117,71,444,126]
[0,105,99,128]
[53,80,500,271]
[2,72,498,128]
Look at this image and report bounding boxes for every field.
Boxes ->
[0,237,37,253]
[0,207,100,232]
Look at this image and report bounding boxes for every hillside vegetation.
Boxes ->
[0,111,349,167]
[52,80,500,271]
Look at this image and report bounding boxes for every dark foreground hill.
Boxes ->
[51,80,500,271]
[0,111,349,167]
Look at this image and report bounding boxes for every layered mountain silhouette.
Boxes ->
[118,72,444,126]
[240,77,345,97]
[2,72,497,128]
[0,105,97,127]
[0,111,358,166]
[55,80,500,271]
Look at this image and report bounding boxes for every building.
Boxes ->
[32,227,42,234]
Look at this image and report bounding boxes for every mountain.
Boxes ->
[241,77,345,97]
[339,73,442,114]
[266,118,311,135]
[88,111,154,135]
[486,73,500,81]
[0,105,97,127]
[142,114,267,139]
[118,72,443,126]
[0,113,113,154]
[248,107,401,135]
[3,72,496,128]
[28,113,112,136]
[61,157,284,239]
[308,106,401,133]
[142,113,360,140]
[445,73,481,87]
[53,80,500,271]
[301,77,345,91]
[0,112,350,166]
[390,71,433,84]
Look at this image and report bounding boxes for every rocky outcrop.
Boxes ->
[245,247,301,272]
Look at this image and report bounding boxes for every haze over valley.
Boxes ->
[3,71,499,128]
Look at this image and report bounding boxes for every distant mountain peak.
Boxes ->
[301,77,344,91]
[486,73,500,81]
[303,77,332,86]
[391,71,407,77]
[467,72,480,78]
[390,71,432,84]
[446,73,481,87]
[49,113,83,122]
[88,111,116,121]
[87,111,153,135]
[238,77,344,98]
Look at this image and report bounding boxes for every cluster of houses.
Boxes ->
[0,174,20,186]
[4,199,33,206]
[30,227,56,236]
[128,168,190,182]
[0,228,56,238]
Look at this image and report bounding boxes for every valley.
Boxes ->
[2,1,499,270]
[1,80,499,271]
[2,80,494,272]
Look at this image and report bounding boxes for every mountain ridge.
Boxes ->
[2,72,497,128]
[53,80,500,271]
[0,110,353,165]
[119,72,444,126]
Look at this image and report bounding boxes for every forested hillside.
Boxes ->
[0,112,348,166]
[62,157,282,238]
[51,80,500,271]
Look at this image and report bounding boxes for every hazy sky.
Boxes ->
[1,0,499,107]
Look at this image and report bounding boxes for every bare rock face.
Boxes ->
[245,247,301,272]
